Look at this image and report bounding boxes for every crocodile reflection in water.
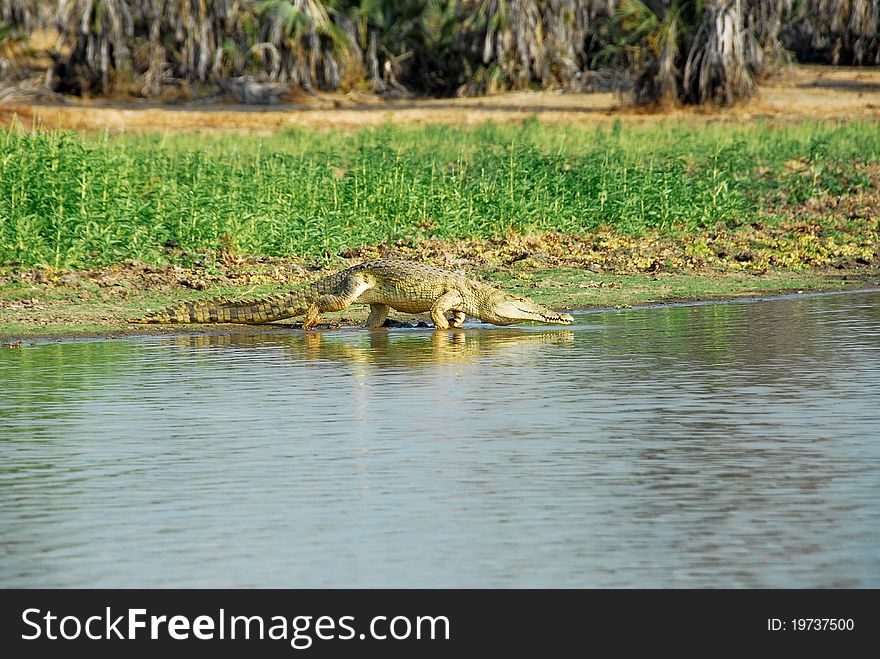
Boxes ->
[164,327,575,368]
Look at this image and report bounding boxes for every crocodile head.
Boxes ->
[481,290,574,326]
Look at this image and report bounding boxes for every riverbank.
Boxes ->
[2,255,876,340]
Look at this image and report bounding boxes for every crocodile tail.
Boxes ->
[130,290,314,324]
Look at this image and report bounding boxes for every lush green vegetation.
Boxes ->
[1,119,878,270]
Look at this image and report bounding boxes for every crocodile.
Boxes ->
[130,259,574,329]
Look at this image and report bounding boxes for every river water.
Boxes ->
[1,290,878,587]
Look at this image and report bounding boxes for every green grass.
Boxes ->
[1,119,879,269]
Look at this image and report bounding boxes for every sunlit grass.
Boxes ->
[2,119,878,269]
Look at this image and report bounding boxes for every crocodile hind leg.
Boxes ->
[302,275,371,330]
[430,290,464,330]
[366,303,390,328]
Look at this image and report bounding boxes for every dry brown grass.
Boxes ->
[2,65,879,133]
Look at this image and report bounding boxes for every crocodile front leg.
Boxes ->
[448,311,466,328]
[430,290,464,330]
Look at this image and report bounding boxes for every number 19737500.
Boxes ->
[768,618,854,631]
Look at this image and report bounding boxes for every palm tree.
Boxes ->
[14,0,875,103]
[255,0,349,89]
[783,0,880,65]
[603,0,784,106]
[54,0,136,93]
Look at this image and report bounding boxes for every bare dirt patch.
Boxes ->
[3,66,879,133]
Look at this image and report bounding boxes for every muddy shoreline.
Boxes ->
[3,270,877,342]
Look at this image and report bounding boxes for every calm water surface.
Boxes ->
[1,291,879,587]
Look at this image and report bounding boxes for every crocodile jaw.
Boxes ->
[489,298,574,325]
